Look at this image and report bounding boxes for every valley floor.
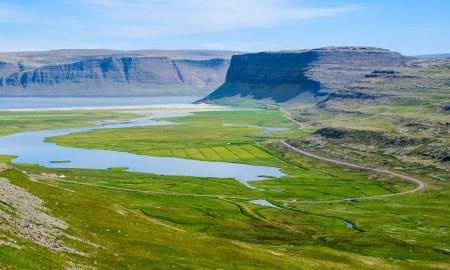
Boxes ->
[0,106,448,269]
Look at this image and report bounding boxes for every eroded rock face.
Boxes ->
[203,47,410,103]
[0,50,238,96]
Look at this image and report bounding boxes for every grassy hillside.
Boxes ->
[0,108,448,269]
[286,59,449,180]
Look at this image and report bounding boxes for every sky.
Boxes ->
[0,0,448,55]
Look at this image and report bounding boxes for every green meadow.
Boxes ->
[48,110,302,162]
[0,109,449,269]
[0,110,140,136]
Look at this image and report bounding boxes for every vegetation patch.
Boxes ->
[107,167,129,171]
[49,160,71,163]
[0,110,140,136]
[47,110,299,163]
[0,155,16,163]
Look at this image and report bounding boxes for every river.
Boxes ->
[0,98,286,188]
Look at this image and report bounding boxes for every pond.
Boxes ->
[340,220,354,228]
[248,199,282,209]
[0,110,286,188]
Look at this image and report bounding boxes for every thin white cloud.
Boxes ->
[83,0,359,38]
[0,3,28,23]
[0,0,360,51]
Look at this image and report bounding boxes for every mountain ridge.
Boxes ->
[0,50,244,96]
[200,47,411,103]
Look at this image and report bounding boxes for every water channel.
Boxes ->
[0,110,286,188]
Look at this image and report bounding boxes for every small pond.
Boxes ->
[248,199,282,209]
[340,220,354,228]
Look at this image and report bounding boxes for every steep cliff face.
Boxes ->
[206,51,321,102]
[0,61,19,78]
[203,47,411,103]
[0,50,238,96]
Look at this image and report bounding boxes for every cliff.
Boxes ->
[0,50,240,96]
[201,47,411,103]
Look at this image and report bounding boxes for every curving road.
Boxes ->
[277,106,427,204]
[274,105,304,130]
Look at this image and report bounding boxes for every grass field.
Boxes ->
[5,167,439,270]
[0,108,449,269]
[48,110,301,162]
[0,110,140,136]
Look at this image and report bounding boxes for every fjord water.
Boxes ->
[0,103,285,188]
[0,96,204,110]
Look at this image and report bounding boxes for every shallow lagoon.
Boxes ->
[0,109,286,188]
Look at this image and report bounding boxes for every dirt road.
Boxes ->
[278,139,427,204]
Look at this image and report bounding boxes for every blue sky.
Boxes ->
[0,0,448,55]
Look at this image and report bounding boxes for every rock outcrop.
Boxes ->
[0,50,241,96]
[201,47,410,103]
[317,59,450,111]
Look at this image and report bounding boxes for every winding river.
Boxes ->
[0,110,285,188]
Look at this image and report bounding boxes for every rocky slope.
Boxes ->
[415,53,450,59]
[290,59,450,179]
[0,165,102,257]
[316,59,450,112]
[201,47,411,103]
[0,50,241,96]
